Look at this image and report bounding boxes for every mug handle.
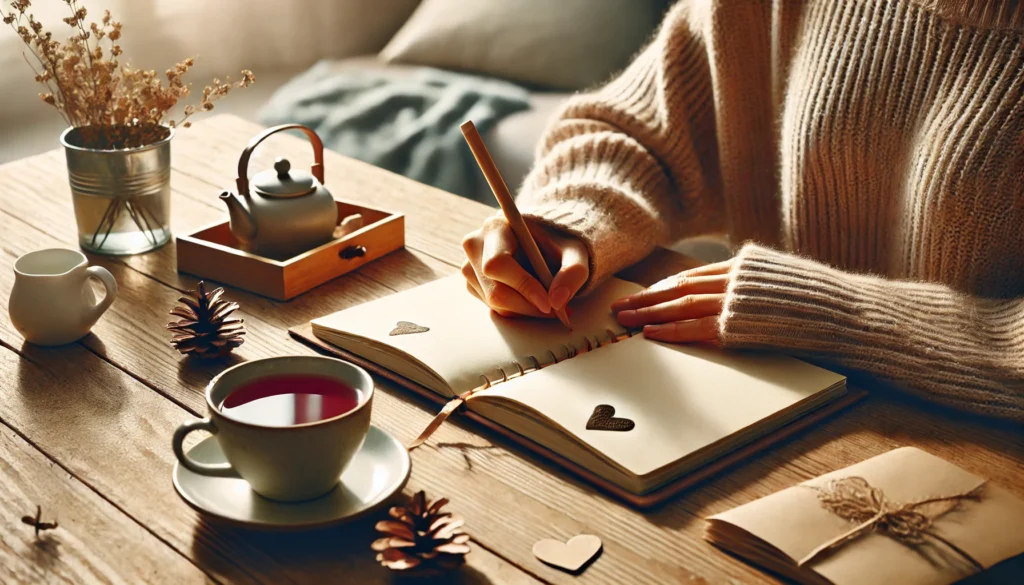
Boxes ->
[84,266,118,323]
[172,419,235,477]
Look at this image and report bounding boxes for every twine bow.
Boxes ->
[799,476,986,570]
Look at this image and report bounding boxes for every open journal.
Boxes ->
[309,275,849,499]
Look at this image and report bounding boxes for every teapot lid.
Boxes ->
[252,158,316,198]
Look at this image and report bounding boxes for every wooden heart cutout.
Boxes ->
[533,534,602,572]
[389,321,430,336]
[586,404,635,431]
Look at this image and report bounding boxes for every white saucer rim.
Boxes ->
[172,425,411,531]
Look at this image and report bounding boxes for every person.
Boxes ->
[461,0,1024,422]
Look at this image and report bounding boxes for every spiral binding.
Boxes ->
[482,327,637,391]
[409,326,639,450]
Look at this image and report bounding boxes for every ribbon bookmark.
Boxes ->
[407,386,486,450]
[405,333,634,451]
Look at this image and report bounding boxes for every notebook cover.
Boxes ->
[290,323,866,508]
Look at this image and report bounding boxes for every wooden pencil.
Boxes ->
[460,120,572,329]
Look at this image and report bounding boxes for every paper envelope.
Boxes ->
[706,447,1024,585]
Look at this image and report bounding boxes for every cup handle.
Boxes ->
[172,419,235,477]
[84,266,118,322]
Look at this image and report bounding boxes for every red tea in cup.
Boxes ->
[174,356,374,502]
[219,374,362,427]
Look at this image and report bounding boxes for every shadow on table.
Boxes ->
[26,536,62,572]
[12,340,131,420]
[190,513,499,584]
[289,312,1023,553]
[408,366,1022,536]
[175,351,247,389]
[641,383,1024,531]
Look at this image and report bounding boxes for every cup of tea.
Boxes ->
[172,356,374,502]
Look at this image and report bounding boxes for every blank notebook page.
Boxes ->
[312,275,643,394]
[482,337,847,477]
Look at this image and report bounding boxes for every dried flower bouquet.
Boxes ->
[1,0,254,252]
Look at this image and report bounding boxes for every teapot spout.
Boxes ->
[219,191,257,244]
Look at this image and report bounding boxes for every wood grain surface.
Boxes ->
[0,419,213,585]
[0,115,1020,585]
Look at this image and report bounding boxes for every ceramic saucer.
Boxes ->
[173,425,410,530]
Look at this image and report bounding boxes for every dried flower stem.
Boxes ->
[2,0,255,251]
[89,196,161,250]
[21,505,59,538]
[66,0,100,112]
[1,0,254,149]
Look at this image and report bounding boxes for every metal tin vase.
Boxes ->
[61,127,173,255]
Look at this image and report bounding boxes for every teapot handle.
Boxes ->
[235,124,325,197]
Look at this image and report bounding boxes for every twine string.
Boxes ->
[798,476,986,570]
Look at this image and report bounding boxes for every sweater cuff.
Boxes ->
[718,244,899,353]
[521,200,644,295]
[519,183,662,296]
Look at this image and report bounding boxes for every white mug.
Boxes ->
[172,356,375,502]
[9,248,118,346]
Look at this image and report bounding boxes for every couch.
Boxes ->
[269,0,672,202]
[289,0,729,261]
[302,56,571,203]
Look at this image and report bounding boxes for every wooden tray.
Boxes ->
[177,200,404,300]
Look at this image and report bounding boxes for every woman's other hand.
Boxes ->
[462,214,590,318]
[612,259,734,342]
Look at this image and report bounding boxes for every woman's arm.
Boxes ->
[516,1,725,294]
[720,245,1024,421]
[613,244,1024,421]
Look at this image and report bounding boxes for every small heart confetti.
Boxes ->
[533,534,602,572]
[586,404,635,431]
[389,321,430,336]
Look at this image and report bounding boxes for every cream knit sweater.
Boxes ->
[518,0,1024,421]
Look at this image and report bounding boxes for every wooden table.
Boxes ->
[0,115,1020,585]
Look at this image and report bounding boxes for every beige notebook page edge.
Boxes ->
[480,337,847,478]
[708,447,1024,585]
[311,275,643,395]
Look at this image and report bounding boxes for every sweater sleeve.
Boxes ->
[517,2,725,293]
[720,244,1024,422]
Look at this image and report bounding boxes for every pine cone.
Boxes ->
[166,281,245,358]
[372,491,471,576]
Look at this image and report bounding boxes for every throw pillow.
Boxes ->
[379,0,666,90]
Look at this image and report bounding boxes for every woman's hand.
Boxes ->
[612,259,734,342]
[462,214,590,318]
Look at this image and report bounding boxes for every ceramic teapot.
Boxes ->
[219,124,338,259]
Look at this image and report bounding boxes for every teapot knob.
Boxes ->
[274,157,291,178]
